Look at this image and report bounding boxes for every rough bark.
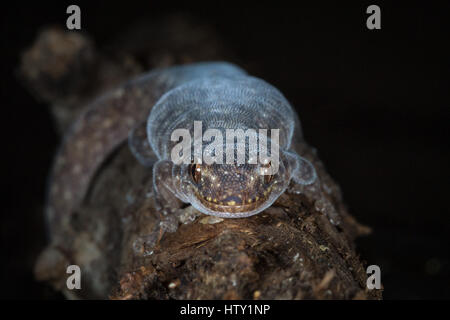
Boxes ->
[20,15,382,300]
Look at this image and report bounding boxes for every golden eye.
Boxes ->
[261,161,273,184]
[190,163,201,183]
[264,174,274,184]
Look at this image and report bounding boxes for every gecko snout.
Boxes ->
[183,160,289,217]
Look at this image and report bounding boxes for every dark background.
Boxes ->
[1,1,449,299]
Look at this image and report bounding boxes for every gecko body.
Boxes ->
[47,62,336,243]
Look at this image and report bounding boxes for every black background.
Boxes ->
[1,1,449,299]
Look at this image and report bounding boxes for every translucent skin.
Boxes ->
[46,62,319,241]
[140,66,317,218]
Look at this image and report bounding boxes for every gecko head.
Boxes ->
[174,147,299,218]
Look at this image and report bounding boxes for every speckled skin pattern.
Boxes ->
[46,62,326,240]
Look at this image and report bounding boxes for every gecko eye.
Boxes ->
[190,163,202,184]
[264,174,274,184]
[261,161,274,184]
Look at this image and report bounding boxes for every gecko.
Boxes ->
[46,61,341,249]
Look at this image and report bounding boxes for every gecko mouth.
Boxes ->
[195,190,272,213]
